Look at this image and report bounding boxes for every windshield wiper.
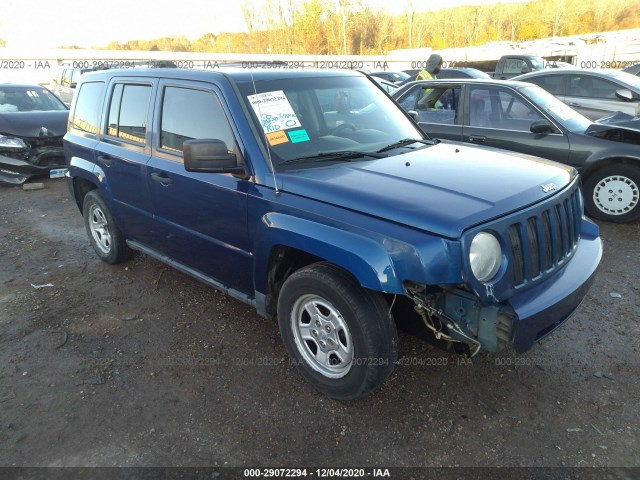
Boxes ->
[376,138,437,153]
[279,150,387,165]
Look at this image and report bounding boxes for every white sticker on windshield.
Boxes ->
[247,90,302,133]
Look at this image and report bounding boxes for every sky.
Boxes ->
[1,0,525,50]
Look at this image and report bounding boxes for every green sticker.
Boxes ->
[288,129,310,143]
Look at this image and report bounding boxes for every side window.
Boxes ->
[414,86,460,125]
[568,75,619,99]
[70,81,105,135]
[469,87,542,131]
[106,84,151,144]
[160,86,236,156]
[526,75,565,95]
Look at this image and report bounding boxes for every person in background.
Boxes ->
[416,54,443,81]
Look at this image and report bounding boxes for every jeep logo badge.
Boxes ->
[541,183,557,193]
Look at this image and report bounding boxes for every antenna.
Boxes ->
[250,71,280,195]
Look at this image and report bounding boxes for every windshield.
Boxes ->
[607,70,640,91]
[0,86,68,112]
[520,85,592,133]
[237,74,426,170]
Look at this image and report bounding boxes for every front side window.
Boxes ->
[469,86,543,131]
[567,75,619,99]
[106,84,151,144]
[160,86,236,156]
[71,81,104,134]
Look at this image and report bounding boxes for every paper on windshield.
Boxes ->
[247,90,302,134]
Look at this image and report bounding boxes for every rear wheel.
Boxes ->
[83,190,132,264]
[584,164,640,223]
[277,262,398,400]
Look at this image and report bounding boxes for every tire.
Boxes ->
[277,262,398,400]
[583,164,640,223]
[82,190,132,264]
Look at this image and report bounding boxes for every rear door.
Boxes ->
[146,80,253,294]
[395,83,463,141]
[462,84,570,163]
[94,79,157,244]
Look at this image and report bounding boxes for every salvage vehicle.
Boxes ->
[64,69,601,399]
[0,84,69,185]
[514,69,640,121]
[392,78,640,223]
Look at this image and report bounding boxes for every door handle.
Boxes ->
[96,155,113,167]
[569,102,581,107]
[469,135,486,143]
[151,172,173,186]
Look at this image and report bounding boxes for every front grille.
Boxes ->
[508,186,582,287]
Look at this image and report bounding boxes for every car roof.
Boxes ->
[396,78,533,88]
[516,69,620,77]
[78,67,365,85]
[0,83,53,89]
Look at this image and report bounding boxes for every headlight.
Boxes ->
[0,134,28,151]
[469,232,502,283]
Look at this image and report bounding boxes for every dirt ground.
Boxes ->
[1,177,639,471]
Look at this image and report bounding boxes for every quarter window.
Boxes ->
[70,81,104,134]
[525,75,565,95]
[160,86,236,156]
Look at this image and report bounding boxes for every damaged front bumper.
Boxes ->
[407,219,602,355]
[0,148,66,185]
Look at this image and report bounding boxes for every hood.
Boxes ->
[279,142,575,239]
[0,111,69,138]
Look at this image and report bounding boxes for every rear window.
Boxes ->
[70,82,105,135]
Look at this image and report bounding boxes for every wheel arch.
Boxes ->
[580,156,640,184]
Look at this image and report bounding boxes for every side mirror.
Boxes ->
[615,88,634,102]
[407,110,419,122]
[183,139,245,175]
[530,119,554,134]
[521,65,531,74]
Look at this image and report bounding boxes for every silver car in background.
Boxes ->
[514,69,640,121]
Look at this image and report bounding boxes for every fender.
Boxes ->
[251,210,464,295]
[67,156,118,215]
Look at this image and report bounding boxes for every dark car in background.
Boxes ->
[514,69,640,120]
[0,84,69,185]
[437,68,491,79]
[392,78,640,223]
[369,70,411,84]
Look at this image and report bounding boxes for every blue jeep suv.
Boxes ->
[63,68,602,399]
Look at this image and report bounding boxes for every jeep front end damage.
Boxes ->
[405,282,515,356]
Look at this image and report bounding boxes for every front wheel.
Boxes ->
[583,164,640,223]
[277,262,398,400]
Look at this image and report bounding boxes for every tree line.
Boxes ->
[95,0,638,55]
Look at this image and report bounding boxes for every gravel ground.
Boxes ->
[0,178,638,474]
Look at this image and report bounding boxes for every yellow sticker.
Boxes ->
[266,131,289,146]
